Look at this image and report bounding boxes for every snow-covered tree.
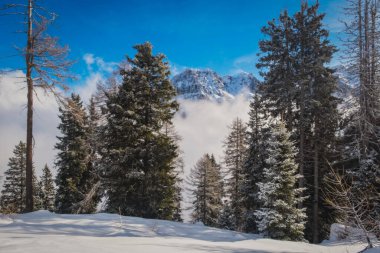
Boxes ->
[257,2,339,242]
[218,201,234,230]
[255,122,306,241]
[101,42,180,220]
[223,117,247,231]
[241,94,271,233]
[188,154,223,227]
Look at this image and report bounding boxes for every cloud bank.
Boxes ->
[0,71,60,180]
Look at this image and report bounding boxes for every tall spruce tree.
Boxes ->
[55,93,91,214]
[257,2,339,242]
[40,164,55,211]
[188,154,223,227]
[101,42,180,220]
[255,121,306,241]
[223,117,247,231]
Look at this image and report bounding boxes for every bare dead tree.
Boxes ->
[1,0,74,212]
[324,162,379,251]
[342,0,380,158]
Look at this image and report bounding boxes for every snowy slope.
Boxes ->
[172,69,259,101]
[0,211,372,253]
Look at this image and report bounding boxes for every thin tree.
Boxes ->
[341,0,380,220]
[1,0,73,212]
[40,164,55,211]
[187,154,223,227]
[223,117,247,231]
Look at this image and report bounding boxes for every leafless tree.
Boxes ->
[1,0,74,212]
[324,162,379,251]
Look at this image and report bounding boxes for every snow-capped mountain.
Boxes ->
[172,69,260,101]
[171,66,355,102]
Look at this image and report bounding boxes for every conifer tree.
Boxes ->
[255,122,306,241]
[218,201,234,230]
[55,93,91,214]
[223,117,247,231]
[101,42,179,220]
[40,164,55,211]
[0,141,27,213]
[76,96,102,214]
[188,154,223,227]
[257,2,339,242]
[0,141,40,213]
[241,94,271,233]
[33,171,43,210]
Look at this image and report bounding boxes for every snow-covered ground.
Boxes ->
[0,211,375,253]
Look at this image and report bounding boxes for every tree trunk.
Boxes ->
[312,143,319,243]
[298,85,305,209]
[25,0,34,212]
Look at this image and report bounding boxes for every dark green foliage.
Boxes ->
[218,201,234,230]
[223,117,248,231]
[0,142,40,213]
[241,94,271,233]
[101,42,180,220]
[33,171,43,210]
[55,93,91,214]
[0,141,27,213]
[256,2,339,242]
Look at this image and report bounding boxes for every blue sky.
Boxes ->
[0,0,345,79]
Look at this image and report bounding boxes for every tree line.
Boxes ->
[187,1,379,246]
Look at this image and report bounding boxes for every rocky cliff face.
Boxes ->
[172,69,260,101]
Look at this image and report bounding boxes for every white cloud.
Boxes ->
[75,72,104,103]
[83,54,117,74]
[230,51,260,77]
[0,71,60,181]
[173,93,251,220]
[0,53,114,182]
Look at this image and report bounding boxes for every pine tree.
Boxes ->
[241,94,271,233]
[40,164,55,211]
[255,122,306,241]
[76,96,102,214]
[0,141,27,213]
[223,117,247,231]
[55,93,91,214]
[188,154,223,227]
[33,171,43,210]
[218,201,234,230]
[101,42,179,220]
[257,2,339,242]
[0,141,41,213]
